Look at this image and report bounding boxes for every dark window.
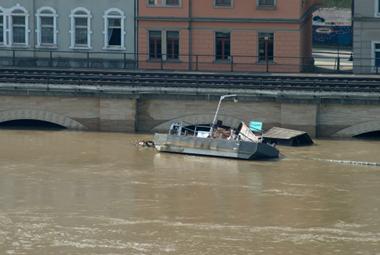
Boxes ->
[12,16,26,44]
[257,0,276,7]
[258,32,274,62]
[0,16,3,44]
[167,31,179,59]
[149,31,162,59]
[40,16,54,44]
[375,43,380,67]
[108,18,122,46]
[215,32,230,61]
[148,0,157,6]
[165,0,180,6]
[376,52,380,68]
[74,17,88,45]
[215,0,232,7]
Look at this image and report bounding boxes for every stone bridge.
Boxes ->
[0,84,380,138]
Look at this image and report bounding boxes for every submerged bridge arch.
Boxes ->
[0,109,87,130]
[152,114,243,132]
[333,120,380,137]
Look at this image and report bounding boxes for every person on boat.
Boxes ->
[228,129,238,140]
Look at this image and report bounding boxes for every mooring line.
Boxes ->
[312,158,380,167]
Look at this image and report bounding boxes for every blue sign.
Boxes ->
[249,121,263,132]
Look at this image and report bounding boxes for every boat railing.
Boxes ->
[169,122,263,142]
[169,122,212,137]
[168,121,264,143]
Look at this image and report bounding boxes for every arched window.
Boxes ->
[36,7,57,47]
[10,5,29,46]
[69,7,92,49]
[0,7,5,45]
[103,8,125,49]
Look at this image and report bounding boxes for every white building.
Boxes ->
[353,0,380,73]
[0,0,136,68]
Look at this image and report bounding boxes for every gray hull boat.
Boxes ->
[154,133,279,160]
[153,94,279,160]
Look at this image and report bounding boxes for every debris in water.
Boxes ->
[138,140,155,148]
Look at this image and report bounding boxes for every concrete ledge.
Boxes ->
[1,82,380,104]
[0,82,379,138]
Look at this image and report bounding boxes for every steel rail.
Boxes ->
[0,68,379,82]
[0,68,379,93]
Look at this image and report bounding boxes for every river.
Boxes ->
[0,130,380,254]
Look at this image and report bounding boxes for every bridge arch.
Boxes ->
[0,109,87,130]
[333,120,380,137]
[152,114,243,132]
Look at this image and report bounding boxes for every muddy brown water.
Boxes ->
[0,130,380,254]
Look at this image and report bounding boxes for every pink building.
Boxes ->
[138,0,319,73]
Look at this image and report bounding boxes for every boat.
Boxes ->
[153,95,279,160]
[262,127,314,146]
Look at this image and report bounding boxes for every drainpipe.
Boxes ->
[135,0,139,69]
[349,0,354,62]
[351,0,354,27]
[188,0,192,71]
[32,0,36,55]
[351,0,354,45]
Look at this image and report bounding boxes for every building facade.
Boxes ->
[138,0,319,73]
[0,0,136,68]
[353,0,380,73]
[0,0,321,73]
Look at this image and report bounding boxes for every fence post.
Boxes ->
[265,37,269,73]
[49,51,53,67]
[337,56,341,72]
[12,50,16,66]
[160,55,163,70]
[230,56,234,72]
[123,53,127,69]
[195,55,199,71]
[135,52,138,70]
[86,52,90,68]
[188,54,192,71]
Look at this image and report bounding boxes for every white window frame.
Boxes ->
[376,0,380,17]
[0,7,5,46]
[69,7,92,49]
[36,7,58,48]
[9,4,29,47]
[372,41,380,71]
[103,8,125,50]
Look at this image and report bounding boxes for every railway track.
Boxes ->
[0,68,379,93]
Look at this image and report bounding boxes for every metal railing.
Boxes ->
[0,48,379,74]
[0,67,380,94]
